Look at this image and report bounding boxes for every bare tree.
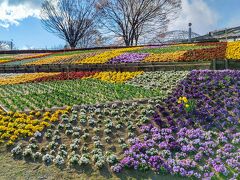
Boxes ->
[78,28,107,48]
[41,0,98,49]
[96,0,181,46]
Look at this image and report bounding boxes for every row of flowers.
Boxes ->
[0,41,240,65]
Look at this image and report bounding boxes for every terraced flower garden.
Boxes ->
[0,41,239,179]
[0,41,239,66]
[0,67,239,179]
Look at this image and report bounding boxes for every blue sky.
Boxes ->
[0,17,64,49]
[0,0,239,49]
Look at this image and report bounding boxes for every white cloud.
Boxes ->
[168,0,219,35]
[0,0,42,28]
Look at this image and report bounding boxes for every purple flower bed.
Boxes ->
[112,70,240,179]
[112,125,240,179]
[108,53,149,64]
[155,70,240,130]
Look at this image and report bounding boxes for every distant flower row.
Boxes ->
[1,41,240,65]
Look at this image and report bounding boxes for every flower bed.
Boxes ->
[0,71,187,111]
[112,70,240,179]
[33,71,98,82]
[143,51,187,62]
[180,42,227,61]
[57,51,105,64]
[0,54,52,64]
[226,41,240,59]
[25,54,82,65]
[77,47,142,64]
[130,44,212,54]
[0,109,68,145]
[86,71,144,83]
[113,125,239,179]
[0,70,238,179]
[126,71,189,91]
[0,73,60,85]
[108,53,149,64]
[8,99,158,169]
[0,42,240,66]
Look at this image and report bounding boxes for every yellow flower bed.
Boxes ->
[0,59,12,64]
[225,41,240,59]
[25,54,79,65]
[143,51,187,62]
[85,71,144,83]
[0,109,68,145]
[77,47,142,64]
[0,73,60,85]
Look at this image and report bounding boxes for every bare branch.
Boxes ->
[97,0,181,46]
[41,0,98,49]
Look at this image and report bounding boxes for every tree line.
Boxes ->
[41,0,181,49]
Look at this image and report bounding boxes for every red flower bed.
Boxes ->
[33,71,98,82]
[180,42,227,61]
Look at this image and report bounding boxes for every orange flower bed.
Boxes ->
[180,42,227,61]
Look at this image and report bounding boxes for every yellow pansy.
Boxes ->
[77,47,142,64]
[144,51,186,62]
[226,41,240,59]
[0,73,60,85]
[85,71,144,83]
[0,108,67,144]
